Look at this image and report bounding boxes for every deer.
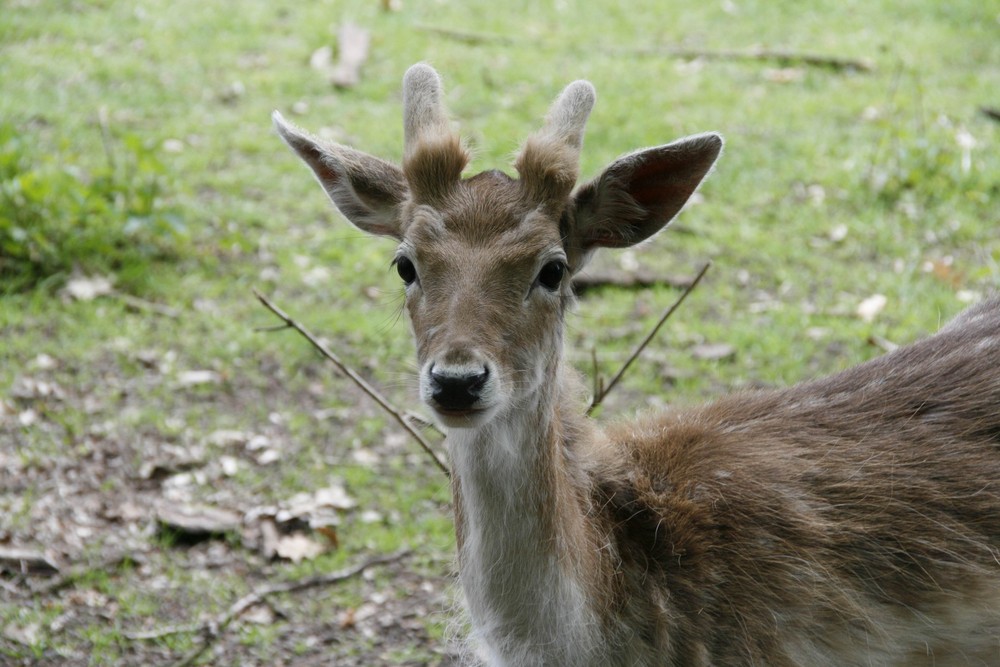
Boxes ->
[273,64,1000,666]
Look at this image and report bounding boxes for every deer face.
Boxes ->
[274,64,722,430]
[393,173,572,427]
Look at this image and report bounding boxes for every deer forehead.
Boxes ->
[401,171,568,274]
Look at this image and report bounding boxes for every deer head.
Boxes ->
[273,64,722,430]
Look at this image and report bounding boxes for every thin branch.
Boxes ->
[414,25,873,72]
[97,106,117,175]
[253,289,450,478]
[404,410,444,437]
[619,46,874,72]
[414,24,520,46]
[588,262,711,415]
[111,290,182,319]
[573,269,695,296]
[31,551,137,596]
[164,548,411,667]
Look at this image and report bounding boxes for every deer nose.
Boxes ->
[429,364,489,412]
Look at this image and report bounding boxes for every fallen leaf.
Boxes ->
[691,343,736,361]
[0,546,60,575]
[3,622,42,646]
[764,67,805,83]
[255,449,281,466]
[241,603,278,625]
[957,290,981,303]
[315,525,340,548]
[176,370,221,387]
[62,274,114,301]
[256,517,282,559]
[330,23,371,88]
[274,532,326,563]
[309,45,333,71]
[10,376,66,401]
[155,502,242,539]
[208,429,252,448]
[856,294,887,323]
[339,607,357,629]
[31,353,58,370]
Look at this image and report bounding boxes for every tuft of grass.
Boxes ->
[0,121,189,294]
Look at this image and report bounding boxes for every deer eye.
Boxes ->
[394,256,417,286]
[536,260,565,292]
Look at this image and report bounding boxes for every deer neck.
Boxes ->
[446,363,602,662]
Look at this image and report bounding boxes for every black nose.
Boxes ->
[429,365,489,411]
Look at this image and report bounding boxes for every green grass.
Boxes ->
[1,0,998,663]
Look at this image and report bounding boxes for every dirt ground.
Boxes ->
[1,343,462,666]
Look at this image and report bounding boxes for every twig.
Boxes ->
[415,24,520,46]
[31,551,138,596]
[97,106,117,175]
[415,25,873,72]
[111,290,182,318]
[404,410,444,437]
[620,46,874,72]
[253,289,450,478]
[573,269,695,296]
[164,548,411,667]
[588,262,711,415]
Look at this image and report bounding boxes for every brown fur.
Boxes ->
[404,134,470,205]
[564,296,1000,664]
[274,65,1000,666]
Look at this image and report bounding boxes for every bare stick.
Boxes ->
[588,262,711,415]
[111,290,182,319]
[622,46,874,72]
[97,106,117,175]
[253,289,450,478]
[164,548,411,667]
[415,25,873,72]
[414,24,520,46]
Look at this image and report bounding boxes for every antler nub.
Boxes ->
[516,80,596,207]
[539,80,596,150]
[402,64,449,158]
[401,64,469,203]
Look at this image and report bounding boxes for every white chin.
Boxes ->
[432,406,495,430]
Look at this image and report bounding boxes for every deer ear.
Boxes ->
[568,133,722,258]
[273,111,408,239]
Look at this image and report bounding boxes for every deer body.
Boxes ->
[275,65,1000,665]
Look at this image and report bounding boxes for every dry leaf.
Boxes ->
[63,275,114,301]
[315,525,340,549]
[155,503,242,538]
[208,429,251,448]
[3,622,42,646]
[764,67,805,83]
[258,517,281,559]
[10,376,65,401]
[274,532,326,563]
[691,343,736,361]
[309,45,333,71]
[856,294,887,323]
[176,370,221,387]
[330,23,370,88]
[241,603,278,626]
[0,546,60,575]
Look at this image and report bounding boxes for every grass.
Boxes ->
[1,0,998,663]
